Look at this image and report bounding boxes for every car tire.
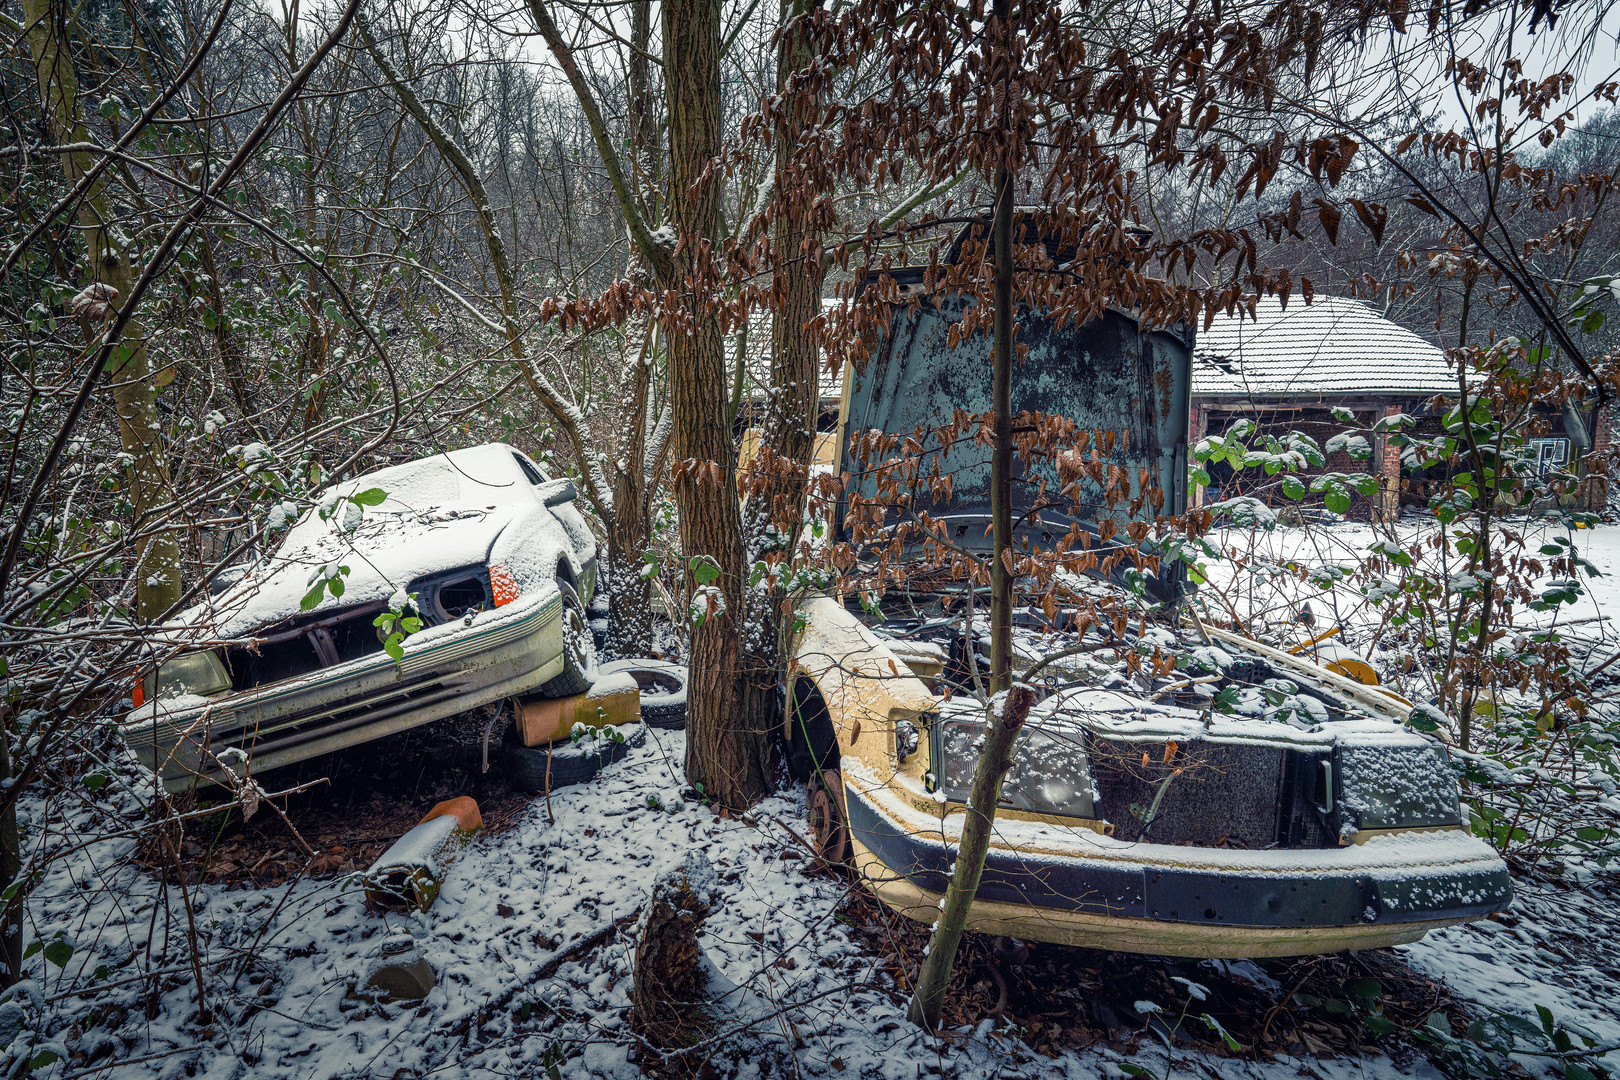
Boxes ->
[503,722,646,791]
[538,577,598,698]
[600,660,688,730]
[806,767,849,865]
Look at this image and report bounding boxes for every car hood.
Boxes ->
[180,503,524,641]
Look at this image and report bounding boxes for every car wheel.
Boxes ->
[806,768,849,865]
[538,577,598,698]
[502,722,646,792]
[601,660,687,729]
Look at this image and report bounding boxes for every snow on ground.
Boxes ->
[1193,514,1620,659]
[18,723,1620,1079]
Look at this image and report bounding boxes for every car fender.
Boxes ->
[545,498,598,574]
[788,594,937,784]
[488,506,585,595]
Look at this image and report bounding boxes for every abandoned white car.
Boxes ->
[122,443,598,790]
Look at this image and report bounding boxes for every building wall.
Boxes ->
[1197,405,1399,521]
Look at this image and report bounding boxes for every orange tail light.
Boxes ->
[489,563,520,607]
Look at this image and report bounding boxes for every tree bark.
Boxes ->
[604,483,653,657]
[527,0,767,802]
[665,0,773,808]
[988,149,1015,693]
[21,0,182,622]
[738,0,828,770]
[906,684,1033,1032]
[631,851,715,1047]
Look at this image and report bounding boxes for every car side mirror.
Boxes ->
[537,479,577,508]
[208,565,248,596]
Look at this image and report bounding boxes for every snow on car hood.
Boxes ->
[181,504,524,641]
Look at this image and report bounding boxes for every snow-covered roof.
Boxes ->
[733,300,846,402]
[1192,295,1457,400]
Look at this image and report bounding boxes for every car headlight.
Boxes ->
[930,713,1097,819]
[895,716,924,763]
[1335,741,1462,831]
[141,651,232,702]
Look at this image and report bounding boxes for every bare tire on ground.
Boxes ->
[538,577,597,698]
[807,768,849,865]
[502,722,645,791]
[601,660,687,729]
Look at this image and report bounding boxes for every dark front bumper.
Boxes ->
[846,787,1511,931]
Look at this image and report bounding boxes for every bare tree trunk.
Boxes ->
[0,709,20,992]
[627,0,660,219]
[602,4,666,660]
[665,0,772,807]
[906,684,1033,1032]
[21,0,182,622]
[527,0,766,801]
[197,235,257,430]
[605,484,654,656]
[908,0,1021,1030]
[987,147,1015,693]
[738,0,827,764]
[630,851,715,1047]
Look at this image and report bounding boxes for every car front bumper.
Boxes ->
[845,783,1512,958]
[121,590,564,791]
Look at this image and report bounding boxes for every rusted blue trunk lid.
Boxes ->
[836,279,1193,598]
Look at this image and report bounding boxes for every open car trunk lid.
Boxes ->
[835,267,1194,600]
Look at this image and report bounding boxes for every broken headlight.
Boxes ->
[1335,741,1462,832]
[409,563,520,625]
[141,651,231,703]
[930,713,1097,819]
[895,717,923,763]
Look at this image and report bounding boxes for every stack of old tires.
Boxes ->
[501,646,687,792]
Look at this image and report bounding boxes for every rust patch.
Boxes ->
[1154,364,1174,419]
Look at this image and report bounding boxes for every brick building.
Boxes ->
[1191,295,1608,518]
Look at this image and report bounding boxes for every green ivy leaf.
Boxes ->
[42,937,73,968]
[690,556,721,586]
[1201,1013,1243,1052]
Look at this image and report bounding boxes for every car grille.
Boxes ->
[218,675,458,760]
[1088,735,1335,849]
[225,601,390,690]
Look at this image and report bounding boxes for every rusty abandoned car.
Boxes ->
[122,443,599,790]
[783,237,1512,958]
